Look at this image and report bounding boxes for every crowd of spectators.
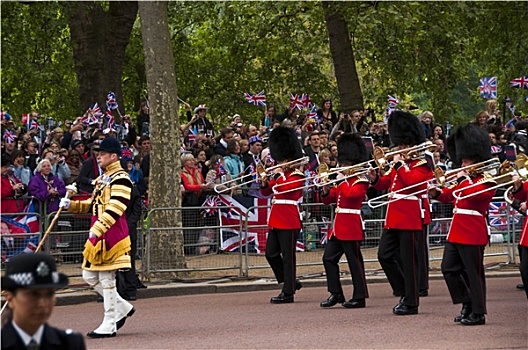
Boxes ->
[1,98,527,254]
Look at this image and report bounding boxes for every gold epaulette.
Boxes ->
[478,172,497,184]
[355,176,370,183]
[291,169,305,177]
[412,159,428,168]
[110,170,131,183]
[447,182,458,189]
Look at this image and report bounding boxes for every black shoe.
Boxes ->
[116,307,136,330]
[87,331,116,338]
[419,289,429,297]
[320,294,345,308]
[343,298,366,309]
[126,295,137,301]
[270,293,294,304]
[393,303,418,315]
[516,284,525,290]
[460,313,485,326]
[454,303,472,323]
[295,279,303,292]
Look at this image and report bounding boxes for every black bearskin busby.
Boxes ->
[337,132,368,165]
[268,126,303,162]
[388,110,426,146]
[446,123,491,167]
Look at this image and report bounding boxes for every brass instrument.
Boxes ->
[452,154,528,200]
[373,141,437,176]
[214,156,309,194]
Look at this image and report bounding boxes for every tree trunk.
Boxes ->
[64,1,137,115]
[322,1,363,112]
[139,1,185,275]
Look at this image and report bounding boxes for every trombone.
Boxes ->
[373,141,438,176]
[452,154,528,200]
[213,156,309,194]
[367,158,502,209]
[271,162,331,194]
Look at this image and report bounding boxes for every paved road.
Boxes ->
[50,277,527,349]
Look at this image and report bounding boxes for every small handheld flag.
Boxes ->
[479,77,497,99]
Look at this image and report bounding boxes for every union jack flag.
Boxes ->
[81,103,102,125]
[3,129,15,143]
[106,91,118,110]
[219,194,304,253]
[201,195,222,218]
[244,90,267,106]
[388,95,400,108]
[510,76,528,90]
[1,201,40,262]
[301,93,312,108]
[289,93,304,110]
[105,109,116,130]
[306,105,318,120]
[479,77,497,99]
[319,216,330,245]
[188,127,196,147]
[0,111,12,122]
[488,201,520,231]
[27,119,39,131]
[216,159,227,177]
[121,147,133,161]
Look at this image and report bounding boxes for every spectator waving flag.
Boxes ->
[3,129,15,143]
[289,93,304,110]
[244,90,267,106]
[106,91,118,110]
[510,76,528,90]
[307,105,318,123]
[479,76,497,99]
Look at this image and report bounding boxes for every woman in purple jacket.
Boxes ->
[28,159,66,214]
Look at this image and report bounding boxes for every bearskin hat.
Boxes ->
[447,123,491,166]
[337,133,368,165]
[388,110,426,146]
[268,126,303,162]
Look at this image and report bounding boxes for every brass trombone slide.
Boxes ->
[373,141,438,176]
[452,155,528,200]
[214,156,309,194]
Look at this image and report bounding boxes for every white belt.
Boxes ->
[453,208,483,217]
[389,193,419,200]
[271,199,299,205]
[335,208,361,214]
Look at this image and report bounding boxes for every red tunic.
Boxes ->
[436,174,495,245]
[372,159,433,230]
[511,182,528,247]
[321,176,368,241]
[260,169,304,229]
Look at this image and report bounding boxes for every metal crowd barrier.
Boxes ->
[2,194,521,280]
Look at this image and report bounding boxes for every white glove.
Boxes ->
[59,198,71,209]
[89,231,97,239]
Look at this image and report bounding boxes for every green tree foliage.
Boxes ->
[1,1,527,127]
[1,1,78,120]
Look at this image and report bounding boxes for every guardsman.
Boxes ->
[367,110,433,315]
[320,133,369,309]
[429,123,495,325]
[60,137,135,337]
[260,126,305,303]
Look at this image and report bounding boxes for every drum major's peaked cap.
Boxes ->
[446,123,491,167]
[268,126,303,162]
[337,132,367,165]
[388,110,426,146]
